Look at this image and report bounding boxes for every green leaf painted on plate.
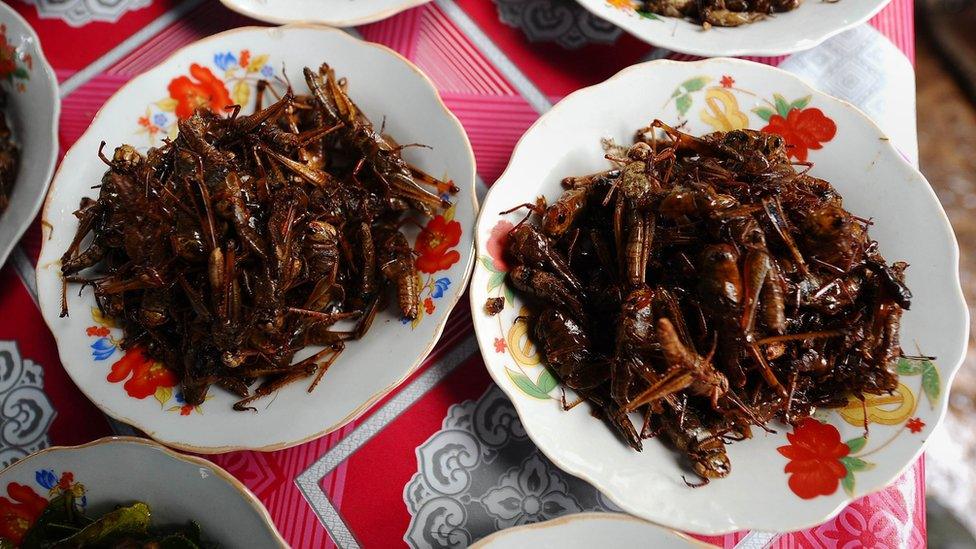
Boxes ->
[636,10,662,20]
[841,469,855,496]
[752,107,775,122]
[479,256,497,273]
[487,270,506,292]
[682,76,710,93]
[789,95,811,111]
[536,368,558,394]
[503,283,515,305]
[505,368,550,399]
[845,436,867,454]
[841,456,873,472]
[13,67,29,80]
[895,357,923,375]
[676,94,693,117]
[921,360,941,408]
[774,93,791,118]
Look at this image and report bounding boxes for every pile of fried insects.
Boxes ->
[0,86,18,214]
[502,120,910,484]
[641,0,808,28]
[60,64,457,410]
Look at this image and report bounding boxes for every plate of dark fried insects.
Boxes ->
[36,25,476,453]
[471,57,967,534]
[574,0,893,57]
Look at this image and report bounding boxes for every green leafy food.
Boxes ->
[9,499,214,549]
[59,503,152,545]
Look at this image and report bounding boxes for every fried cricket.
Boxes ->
[60,64,457,409]
[504,121,909,483]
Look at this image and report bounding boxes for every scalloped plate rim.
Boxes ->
[0,436,287,547]
[218,0,433,26]
[36,24,477,454]
[0,2,60,268]
[469,56,967,534]
[572,0,894,57]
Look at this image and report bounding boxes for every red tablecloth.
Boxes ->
[1,1,925,547]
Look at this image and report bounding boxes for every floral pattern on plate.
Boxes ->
[78,45,468,413]
[39,25,476,451]
[138,48,274,144]
[481,73,938,502]
[0,23,31,92]
[470,58,965,532]
[0,469,84,545]
[85,303,212,416]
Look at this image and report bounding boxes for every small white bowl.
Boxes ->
[219,0,432,26]
[0,3,59,267]
[0,437,285,547]
[574,0,892,57]
[36,24,476,453]
[470,57,967,534]
[472,513,708,548]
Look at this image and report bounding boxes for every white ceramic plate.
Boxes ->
[470,58,967,534]
[37,24,476,453]
[0,3,59,267]
[0,437,285,546]
[472,513,709,548]
[575,0,891,57]
[219,0,431,26]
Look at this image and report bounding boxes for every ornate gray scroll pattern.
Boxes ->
[493,0,622,49]
[22,0,152,27]
[403,385,618,548]
[0,341,55,468]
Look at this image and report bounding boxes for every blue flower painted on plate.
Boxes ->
[431,277,451,299]
[91,338,116,361]
[213,51,237,71]
[400,316,412,325]
[152,113,168,127]
[261,65,274,78]
[35,469,57,490]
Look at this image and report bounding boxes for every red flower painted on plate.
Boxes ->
[906,417,925,433]
[107,347,178,399]
[761,107,836,162]
[423,297,435,315]
[0,482,47,544]
[56,472,74,492]
[415,214,462,274]
[494,337,507,353]
[486,220,514,272]
[0,25,15,79]
[86,326,110,337]
[777,418,850,499]
[137,116,159,135]
[720,75,735,88]
[167,64,233,119]
[239,49,251,69]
